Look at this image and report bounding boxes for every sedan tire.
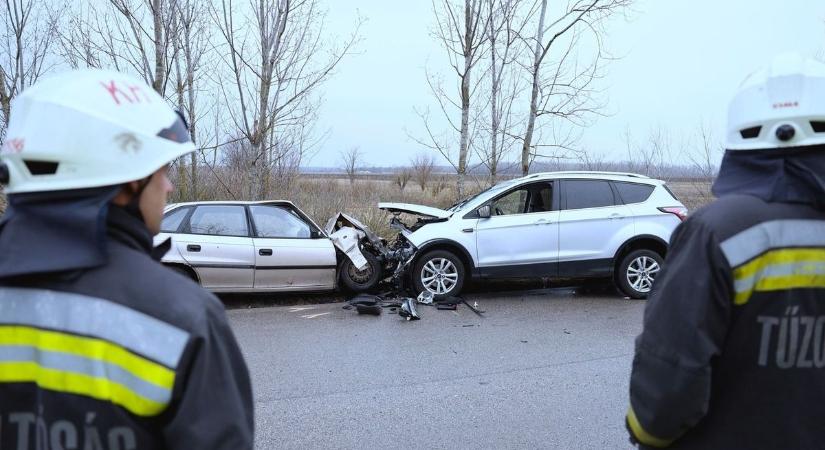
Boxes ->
[339,250,383,293]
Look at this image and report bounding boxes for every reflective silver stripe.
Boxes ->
[0,288,188,368]
[720,220,825,268]
[0,346,172,404]
[734,261,825,293]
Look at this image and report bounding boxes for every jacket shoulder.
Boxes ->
[79,240,225,334]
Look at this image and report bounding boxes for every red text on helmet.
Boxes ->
[100,80,152,106]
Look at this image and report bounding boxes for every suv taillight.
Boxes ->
[658,206,688,221]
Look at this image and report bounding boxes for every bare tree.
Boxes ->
[687,123,722,204]
[340,146,362,185]
[625,126,673,180]
[213,0,361,200]
[170,0,211,200]
[60,1,179,94]
[411,153,436,192]
[475,0,527,186]
[579,150,608,171]
[519,0,630,175]
[0,0,62,138]
[394,168,413,191]
[414,0,487,199]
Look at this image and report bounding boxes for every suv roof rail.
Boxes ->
[525,171,651,179]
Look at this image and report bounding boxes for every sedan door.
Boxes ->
[248,204,336,291]
[175,204,255,290]
[475,181,559,277]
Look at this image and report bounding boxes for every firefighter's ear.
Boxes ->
[111,181,142,206]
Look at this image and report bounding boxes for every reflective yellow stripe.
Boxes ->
[733,248,825,280]
[732,248,825,305]
[0,326,174,389]
[626,407,674,448]
[735,274,825,305]
[0,362,166,416]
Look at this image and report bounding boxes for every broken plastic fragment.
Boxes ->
[399,298,420,321]
[417,291,434,305]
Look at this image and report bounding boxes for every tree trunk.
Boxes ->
[489,1,499,186]
[457,0,474,200]
[152,0,166,94]
[521,0,547,176]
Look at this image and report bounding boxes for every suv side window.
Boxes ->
[491,182,553,215]
[249,205,311,238]
[160,207,190,233]
[187,205,249,236]
[614,182,655,204]
[563,180,616,210]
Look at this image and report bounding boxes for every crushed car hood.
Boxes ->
[378,202,452,219]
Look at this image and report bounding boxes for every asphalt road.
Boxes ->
[227,288,645,450]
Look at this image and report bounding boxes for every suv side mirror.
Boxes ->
[477,205,491,219]
[310,230,323,239]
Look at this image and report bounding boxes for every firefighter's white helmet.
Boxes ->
[0,69,194,194]
[727,53,825,151]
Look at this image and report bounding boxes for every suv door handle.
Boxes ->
[259,249,273,256]
[609,214,624,220]
[534,219,552,225]
[186,244,201,252]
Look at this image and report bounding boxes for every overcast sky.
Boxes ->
[309,0,825,168]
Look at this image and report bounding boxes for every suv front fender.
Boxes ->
[413,239,477,277]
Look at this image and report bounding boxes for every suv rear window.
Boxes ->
[663,184,681,201]
[564,180,615,210]
[614,182,655,204]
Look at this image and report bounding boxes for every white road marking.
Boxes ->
[301,312,331,319]
[289,306,316,312]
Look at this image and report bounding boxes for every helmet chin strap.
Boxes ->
[123,176,152,222]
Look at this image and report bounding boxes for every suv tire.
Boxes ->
[412,250,466,299]
[617,249,663,299]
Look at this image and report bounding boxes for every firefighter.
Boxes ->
[626,53,825,449]
[0,69,254,449]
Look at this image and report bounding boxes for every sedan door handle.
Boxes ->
[186,244,201,252]
[259,249,273,256]
[533,219,552,225]
[609,214,624,220]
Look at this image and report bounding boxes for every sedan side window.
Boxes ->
[564,180,616,210]
[188,205,249,236]
[160,207,190,233]
[250,205,311,238]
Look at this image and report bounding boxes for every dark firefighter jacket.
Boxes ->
[0,191,254,450]
[627,145,825,449]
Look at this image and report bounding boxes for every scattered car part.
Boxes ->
[399,298,420,321]
[417,291,434,304]
[328,226,368,270]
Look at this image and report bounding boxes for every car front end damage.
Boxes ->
[324,212,418,291]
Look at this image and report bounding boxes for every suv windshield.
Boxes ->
[447,179,520,211]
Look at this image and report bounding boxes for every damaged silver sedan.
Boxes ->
[155,201,413,294]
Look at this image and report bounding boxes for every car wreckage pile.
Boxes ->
[324,212,484,321]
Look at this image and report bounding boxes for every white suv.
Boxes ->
[380,171,686,299]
